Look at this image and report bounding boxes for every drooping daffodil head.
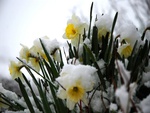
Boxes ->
[95,14,113,42]
[118,23,141,48]
[30,36,49,60]
[117,23,141,58]
[117,43,133,58]
[43,38,61,62]
[31,36,61,62]
[63,14,88,47]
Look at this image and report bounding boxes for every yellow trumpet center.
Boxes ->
[98,27,109,41]
[9,65,20,75]
[67,84,85,103]
[65,24,77,39]
[121,44,132,58]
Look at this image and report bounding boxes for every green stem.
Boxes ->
[80,100,82,113]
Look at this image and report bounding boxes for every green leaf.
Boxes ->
[91,26,99,58]
[40,39,59,79]
[141,27,150,40]
[0,93,25,111]
[87,2,93,39]
[104,12,118,63]
[67,41,75,58]
[59,49,64,68]
[16,78,35,113]
[22,73,43,111]
[48,81,67,113]
[38,80,52,113]
[17,57,54,85]
[43,59,55,82]
[82,45,91,65]
[99,32,109,59]
[16,57,43,78]
[84,44,106,89]
[127,40,150,82]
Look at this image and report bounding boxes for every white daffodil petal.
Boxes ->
[66,98,76,110]
[81,94,88,106]
[57,87,67,100]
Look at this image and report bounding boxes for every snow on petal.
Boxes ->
[95,14,113,42]
[56,64,97,110]
[117,22,141,48]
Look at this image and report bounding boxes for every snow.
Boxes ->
[115,85,129,113]
[109,103,118,111]
[142,72,150,83]
[145,81,150,88]
[90,90,109,112]
[97,59,105,74]
[140,94,150,113]
[115,60,130,86]
[57,64,97,90]
[5,107,42,113]
[0,83,18,101]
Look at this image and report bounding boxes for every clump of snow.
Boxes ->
[107,85,115,102]
[97,59,105,74]
[33,36,49,50]
[115,60,130,85]
[57,64,97,89]
[0,77,21,96]
[0,83,18,101]
[140,94,150,113]
[34,36,60,56]
[68,58,80,65]
[15,97,27,108]
[144,81,150,88]
[90,90,109,112]
[129,83,137,97]
[109,103,118,111]
[78,38,91,57]
[115,85,129,113]
[142,72,150,83]
[43,38,60,55]
[116,22,141,48]
[5,107,42,113]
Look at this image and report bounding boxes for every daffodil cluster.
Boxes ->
[1,2,150,113]
[9,36,60,79]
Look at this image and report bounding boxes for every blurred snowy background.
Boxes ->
[0,0,150,92]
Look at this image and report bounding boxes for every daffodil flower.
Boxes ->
[117,23,141,48]
[95,14,112,42]
[56,64,97,110]
[118,43,133,58]
[9,61,23,79]
[63,14,88,47]
[30,36,48,60]
[117,23,141,58]
[19,44,31,62]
